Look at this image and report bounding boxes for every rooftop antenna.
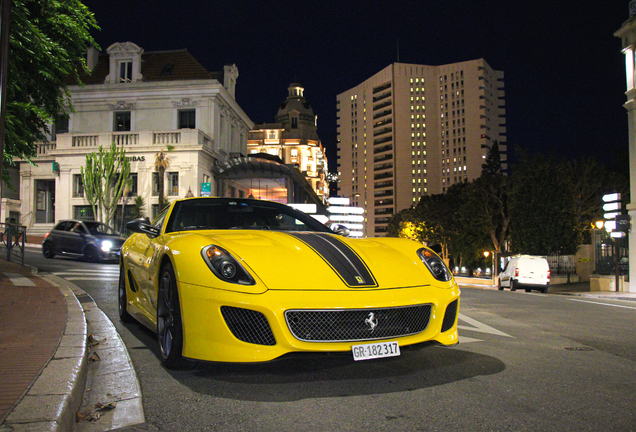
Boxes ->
[396,38,400,63]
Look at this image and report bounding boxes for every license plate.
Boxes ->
[351,341,400,361]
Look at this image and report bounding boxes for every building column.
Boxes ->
[625,93,636,291]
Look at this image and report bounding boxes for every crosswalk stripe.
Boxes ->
[65,277,118,281]
[3,272,35,286]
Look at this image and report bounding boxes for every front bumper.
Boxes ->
[178,283,461,363]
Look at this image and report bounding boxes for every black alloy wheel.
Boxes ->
[118,262,134,323]
[156,262,190,369]
[84,246,98,263]
[42,242,55,259]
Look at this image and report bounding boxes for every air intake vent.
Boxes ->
[221,306,276,346]
[441,300,459,332]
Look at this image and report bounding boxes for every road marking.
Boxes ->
[65,277,117,282]
[458,336,483,344]
[457,313,514,338]
[3,272,35,286]
[568,298,636,310]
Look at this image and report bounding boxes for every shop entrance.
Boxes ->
[35,180,55,223]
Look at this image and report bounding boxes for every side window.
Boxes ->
[152,208,170,231]
[55,221,70,231]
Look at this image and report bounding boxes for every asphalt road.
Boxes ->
[26,251,636,431]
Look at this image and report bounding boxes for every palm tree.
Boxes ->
[154,145,174,211]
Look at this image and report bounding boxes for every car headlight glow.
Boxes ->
[417,247,452,282]
[101,240,113,252]
[201,245,255,285]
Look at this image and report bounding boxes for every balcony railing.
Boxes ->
[37,129,215,155]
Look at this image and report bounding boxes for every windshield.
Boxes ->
[83,221,118,236]
[165,199,332,234]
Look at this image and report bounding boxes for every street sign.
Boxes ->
[602,193,621,202]
[602,202,620,212]
[201,182,211,197]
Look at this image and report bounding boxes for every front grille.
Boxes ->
[441,299,458,332]
[285,304,432,342]
[221,306,276,346]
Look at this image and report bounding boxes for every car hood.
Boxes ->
[195,230,435,290]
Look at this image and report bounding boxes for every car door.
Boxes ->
[67,221,88,255]
[500,260,512,287]
[51,221,73,253]
[126,209,170,320]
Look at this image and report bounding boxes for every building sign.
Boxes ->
[201,182,211,197]
[126,156,146,162]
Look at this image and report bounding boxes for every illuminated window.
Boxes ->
[119,61,132,83]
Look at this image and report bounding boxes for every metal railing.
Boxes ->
[0,223,27,265]
[546,254,577,276]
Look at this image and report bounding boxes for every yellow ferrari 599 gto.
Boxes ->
[119,197,460,369]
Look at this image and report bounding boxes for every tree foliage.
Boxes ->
[387,144,627,266]
[3,0,98,183]
[154,145,174,211]
[81,142,131,226]
[508,154,579,255]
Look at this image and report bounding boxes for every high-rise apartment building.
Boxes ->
[336,60,506,237]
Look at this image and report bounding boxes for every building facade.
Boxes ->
[336,60,506,237]
[247,83,328,203]
[5,42,253,233]
[615,5,636,292]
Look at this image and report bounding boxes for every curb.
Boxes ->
[1,278,88,431]
[553,291,636,302]
[0,271,145,431]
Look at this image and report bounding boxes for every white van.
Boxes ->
[498,255,551,293]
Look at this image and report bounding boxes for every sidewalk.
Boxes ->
[0,250,144,431]
[0,258,86,431]
[458,280,636,301]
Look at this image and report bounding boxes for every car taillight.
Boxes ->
[547,270,551,280]
[515,268,519,277]
[44,233,49,239]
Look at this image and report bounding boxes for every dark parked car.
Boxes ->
[42,220,126,262]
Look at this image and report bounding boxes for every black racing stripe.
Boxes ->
[287,233,377,287]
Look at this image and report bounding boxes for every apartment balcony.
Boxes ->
[374,189,393,198]
[373,171,392,181]
[373,109,392,119]
[372,91,391,103]
[373,127,392,137]
[373,153,393,163]
[38,129,217,156]
[373,162,393,171]
[373,144,392,154]
[373,100,391,111]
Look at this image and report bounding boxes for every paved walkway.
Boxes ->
[0,260,66,424]
[0,245,144,431]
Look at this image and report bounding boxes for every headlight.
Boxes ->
[417,247,452,282]
[201,245,255,285]
[101,240,113,252]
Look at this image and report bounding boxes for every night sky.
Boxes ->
[81,0,632,172]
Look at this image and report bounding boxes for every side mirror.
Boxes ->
[329,223,350,237]
[126,217,160,238]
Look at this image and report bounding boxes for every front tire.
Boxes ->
[42,242,55,259]
[498,279,504,291]
[118,262,134,323]
[84,246,99,263]
[157,261,190,370]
